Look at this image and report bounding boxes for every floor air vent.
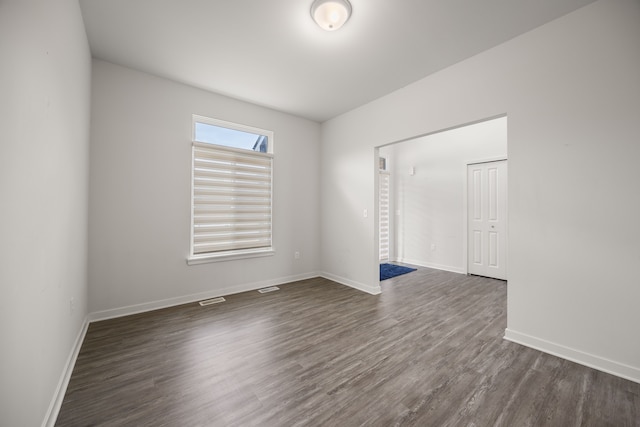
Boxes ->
[199,297,226,306]
[258,286,280,294]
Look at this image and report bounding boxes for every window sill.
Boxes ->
[187,248,275,265]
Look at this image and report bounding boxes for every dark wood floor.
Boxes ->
[56,267,640,426]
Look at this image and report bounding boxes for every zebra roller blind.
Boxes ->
[191,141,273,255]
[379,172,390,262]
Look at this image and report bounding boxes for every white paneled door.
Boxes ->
[379,172,390,262]
[467,160,507,280]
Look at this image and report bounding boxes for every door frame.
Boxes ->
[463,157,508,277]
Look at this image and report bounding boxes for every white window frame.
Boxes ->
[188,115,275,265]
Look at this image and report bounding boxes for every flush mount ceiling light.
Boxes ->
[311,0,352,31]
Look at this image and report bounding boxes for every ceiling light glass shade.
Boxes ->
[311,0,352,31]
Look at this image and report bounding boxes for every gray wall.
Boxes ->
[320,0,640,381]
[0,0,92,425]
[88,60,321,317]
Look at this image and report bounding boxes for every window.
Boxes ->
[188,115,274,264]
[379,171,390,262]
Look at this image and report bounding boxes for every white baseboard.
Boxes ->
[504,328,640,384]
[42,316,90,427]
[320,271,381,295]
[396,257,465,274]
[88,272,320,322]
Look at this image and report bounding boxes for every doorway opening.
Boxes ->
[376,116,508,284]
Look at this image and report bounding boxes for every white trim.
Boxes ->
[320,271,382,295]
[84,269,381,328]
[395,257,465,275]
[187,248,275,265]
[42,316,90,427]
[89,272,319,322]
[462,161,468,275]
[504,328,640,384]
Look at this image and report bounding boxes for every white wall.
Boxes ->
[88,60,321,316]
[381,117,507,273]
[321,0,640,381]
[0,0,92,425]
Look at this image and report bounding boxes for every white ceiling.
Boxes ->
[79,0,596,122]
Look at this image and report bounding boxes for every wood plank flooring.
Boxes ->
[55,267,640,426]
